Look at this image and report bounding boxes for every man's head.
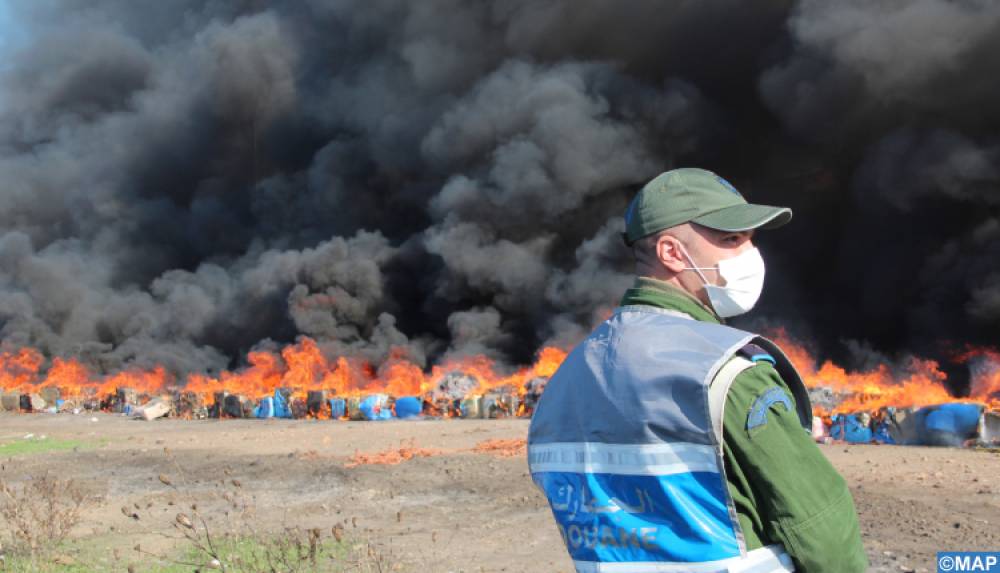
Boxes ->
[625,168,792,316]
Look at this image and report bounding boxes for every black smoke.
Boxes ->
[0,0,997,381]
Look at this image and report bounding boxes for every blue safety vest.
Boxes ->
[528,306,812,573]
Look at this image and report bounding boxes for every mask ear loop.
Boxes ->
[674,242,715,285]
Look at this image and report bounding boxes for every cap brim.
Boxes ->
[691,203,792,232]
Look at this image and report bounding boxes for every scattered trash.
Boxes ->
[813,402,998,448]
[808,386,851,415]
[134,397,171,421]
[0,366,992,453]
[171,391,208,419]
[112,387,138,414]
[483,392,519,418]
[880,407,921,445]
[829,413,873,443]
[431,372,479,401]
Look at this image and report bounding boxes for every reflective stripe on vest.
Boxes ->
[527,306,810,572]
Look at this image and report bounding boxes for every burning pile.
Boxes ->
[0,328,997,449]
[0,338,565,421]
[772,331,1000,448]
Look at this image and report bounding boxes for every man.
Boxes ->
[528,168,867,572]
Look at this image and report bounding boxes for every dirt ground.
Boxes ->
[0,412,996,572]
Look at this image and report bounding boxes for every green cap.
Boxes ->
[623,168,792,244]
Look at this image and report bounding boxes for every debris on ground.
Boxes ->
[134,397,172,421]
[472,438,527,458]
[815,402,999,447]
[344,440,443,468]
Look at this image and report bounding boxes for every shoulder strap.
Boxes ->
[709,338,815,444]
[708,356,755,445]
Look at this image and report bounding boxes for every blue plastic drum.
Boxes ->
[394,396,422,419]
[255,396,274,418]
[329,398,346,419]
[920,403,982,446]
[359,395,393,421]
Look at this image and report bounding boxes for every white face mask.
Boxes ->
[679,244,766,318]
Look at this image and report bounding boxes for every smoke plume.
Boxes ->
[0,0,998,381]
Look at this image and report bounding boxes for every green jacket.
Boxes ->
[620,277,868,573]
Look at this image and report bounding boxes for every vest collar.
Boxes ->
[619,276,722,324]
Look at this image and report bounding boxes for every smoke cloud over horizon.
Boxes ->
[0,0,998,384]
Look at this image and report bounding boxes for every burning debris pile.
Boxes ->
[1,331,997,455]
[812,403,1000,448]
[0,338,565,422]
[0,320,997,451]
[774,333,1000,448]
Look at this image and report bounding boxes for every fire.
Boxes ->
[0,348,43,392]
[0,337,568,414]
[1,327,995,419]
[769,329,1000,415]
[955,347,1000,409]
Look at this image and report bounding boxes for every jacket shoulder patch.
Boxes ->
[747,386,792,431]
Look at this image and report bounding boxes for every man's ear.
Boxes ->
[656,235,688,274]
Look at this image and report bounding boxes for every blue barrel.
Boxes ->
[921,403,982,446]
[359,395,393,421]
[829,414,873,443]
[255,397,274,418]
[873,419,895,444]
[329,398,346,419]
[394,396,422,419]
[272,390,292,418]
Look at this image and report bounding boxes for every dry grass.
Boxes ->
[0,474,92,556]
[119,450,397,572]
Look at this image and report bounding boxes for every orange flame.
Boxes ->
[0,348,44,392]
[955,347,1000,410]
[2,327,995,419]
[0,337,567,413]
[769,328,997,415]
